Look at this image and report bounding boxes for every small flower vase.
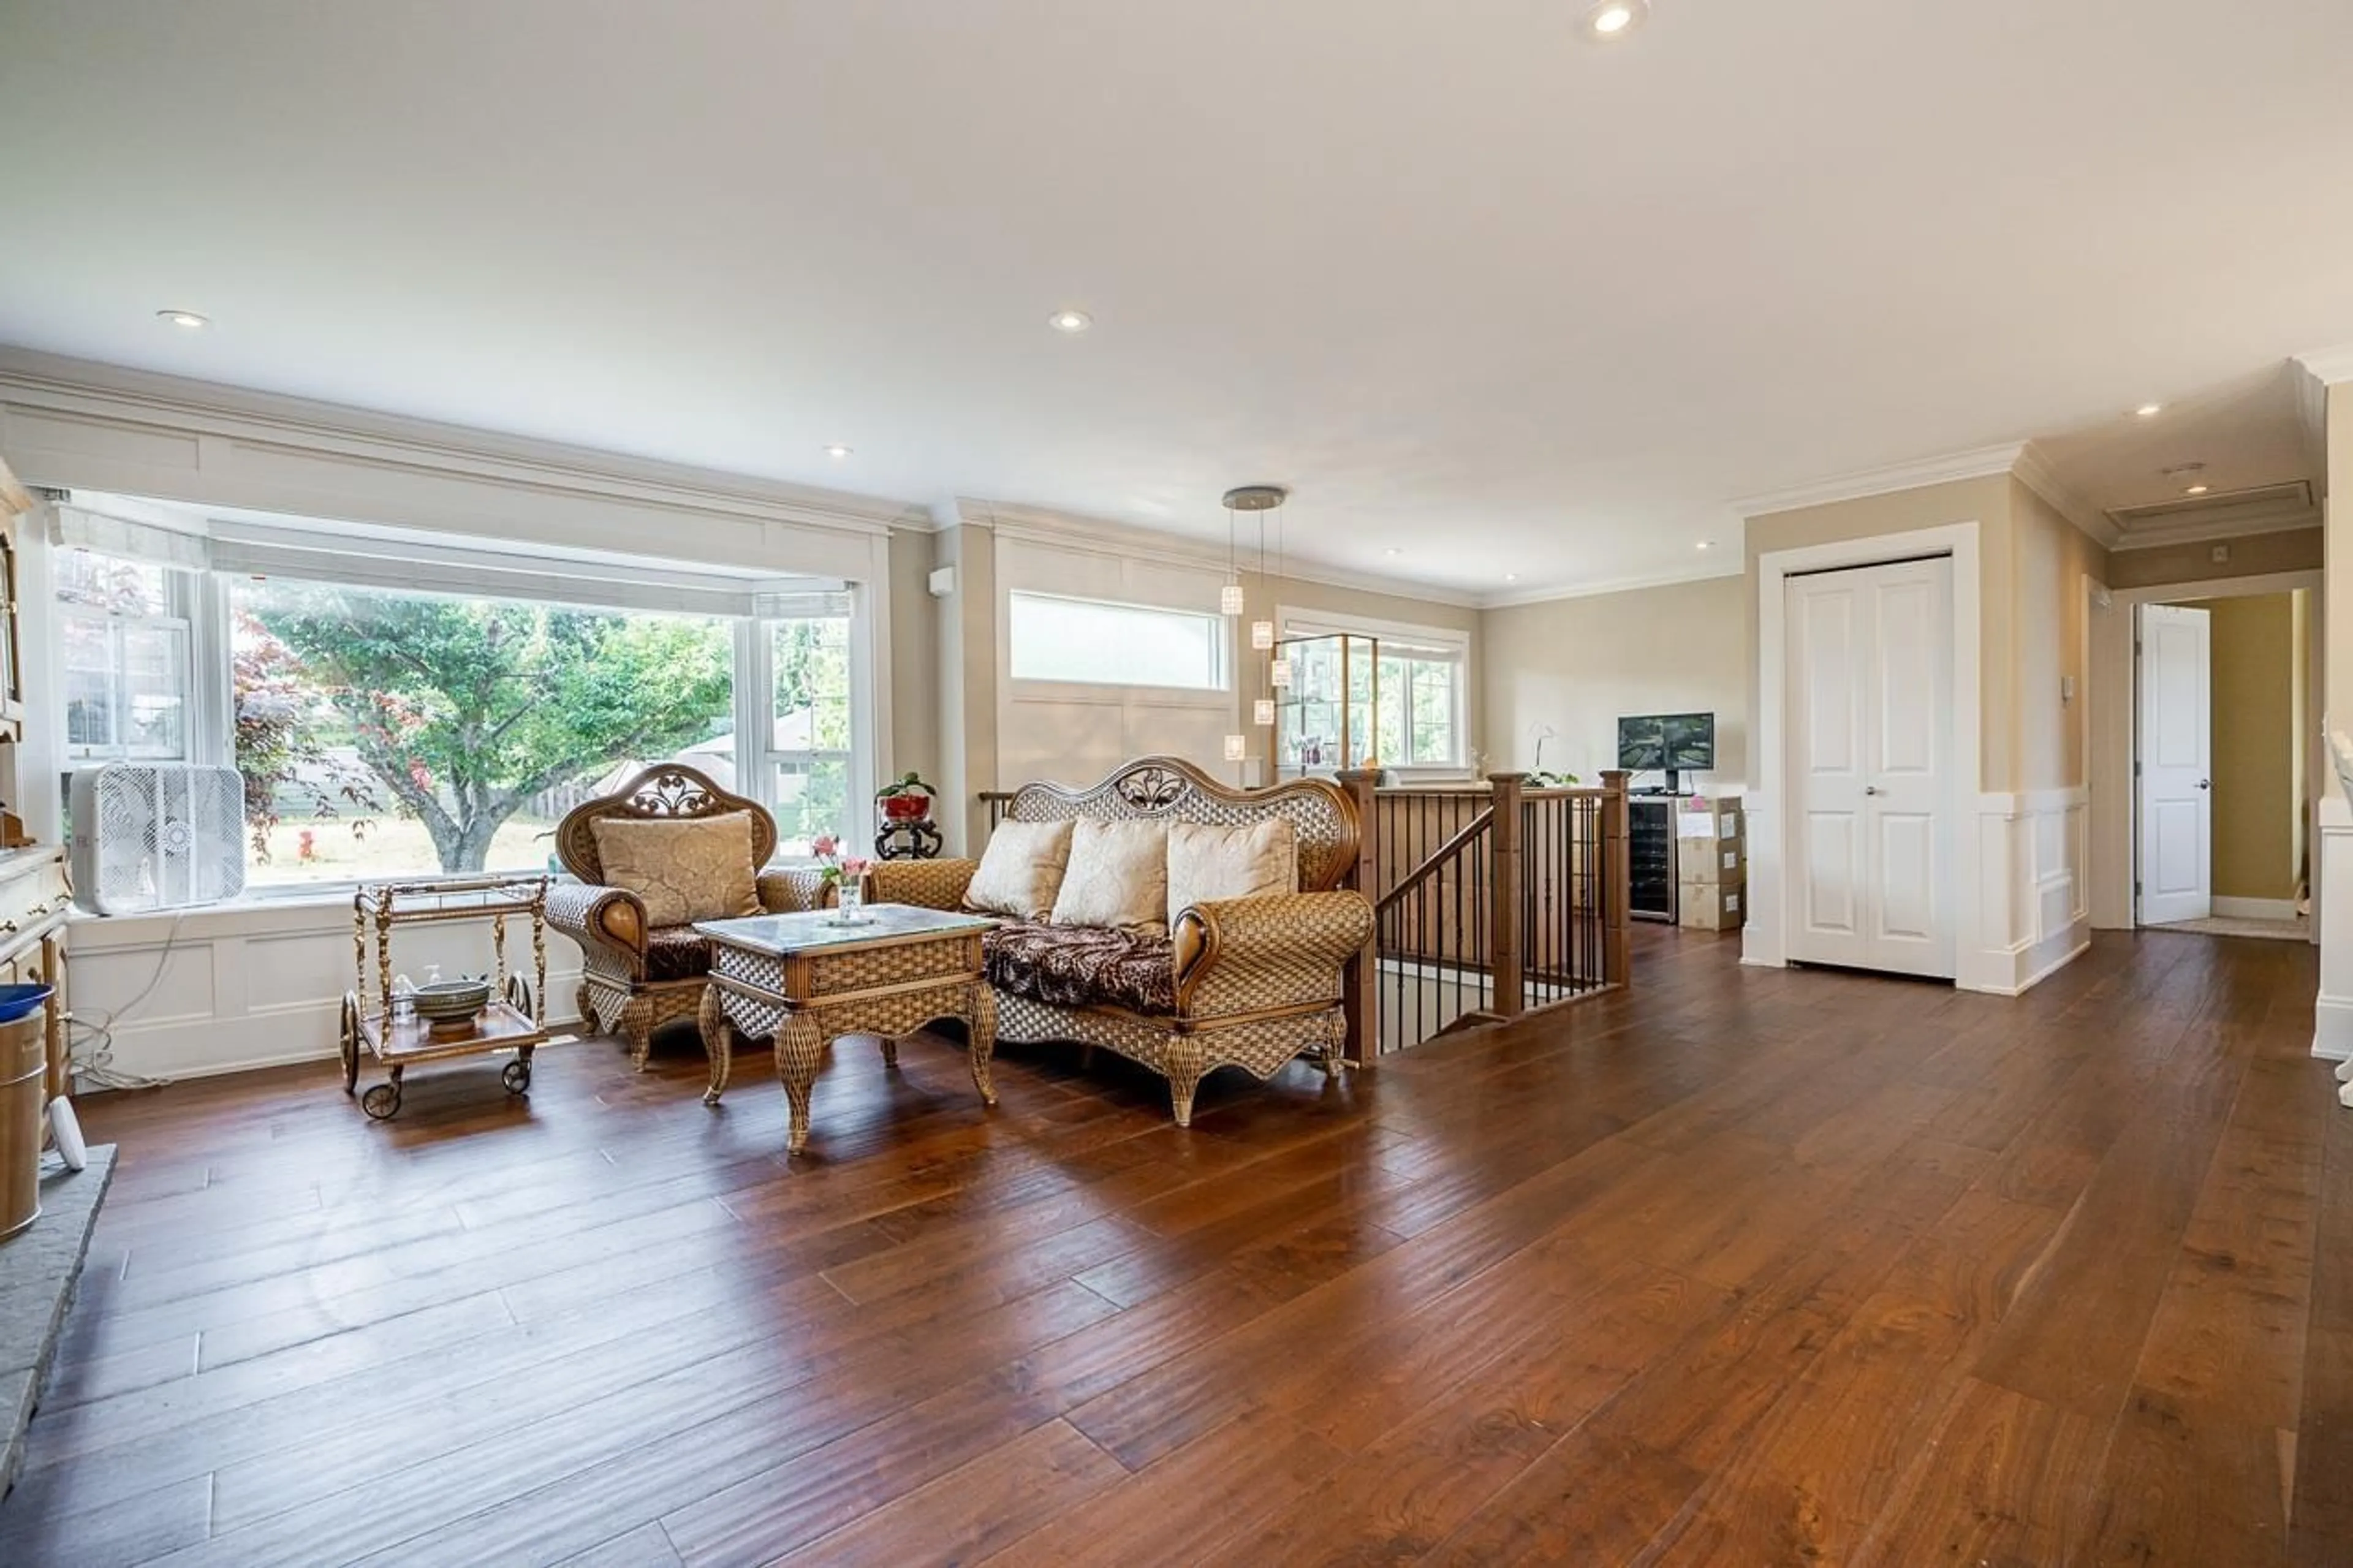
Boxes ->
[830,877,871,925]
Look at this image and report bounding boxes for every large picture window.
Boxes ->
[51,507,867,893]
[230,581,739,886]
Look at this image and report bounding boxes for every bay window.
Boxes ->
[50,501,866,893]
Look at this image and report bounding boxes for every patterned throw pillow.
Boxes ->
[1165,817,1298,927]
[1051,818,1172,936]
[964,818,1077,921]
[589,811,762,928]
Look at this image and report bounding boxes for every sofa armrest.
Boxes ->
[867,858,978,912]
[546,881,650,974]
[759,867,834,914]
[1171,889,1375,1019]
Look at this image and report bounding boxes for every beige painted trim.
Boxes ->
[2086,567,2324,934]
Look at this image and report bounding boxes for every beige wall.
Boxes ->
[1482,575,1745,787]
[2185,594,2305,903]
[930,523,998,854]
[2330,389,2353,805]
[2009,479,2105,792]
[886,526,938,792]
[2107,526,2323,591]
[1745,474,2020,789]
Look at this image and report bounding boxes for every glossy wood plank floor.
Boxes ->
[2,926,2345,1566]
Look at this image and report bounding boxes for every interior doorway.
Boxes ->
[2133,588,2311,940]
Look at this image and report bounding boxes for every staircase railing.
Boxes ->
[1336,770,1629,1058]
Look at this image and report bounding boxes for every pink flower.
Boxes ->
[840,856,873,877]
[810,833,839,858]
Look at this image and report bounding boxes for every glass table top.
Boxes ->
[694,903,998,954]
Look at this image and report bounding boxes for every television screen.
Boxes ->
[1617,712,1715,772]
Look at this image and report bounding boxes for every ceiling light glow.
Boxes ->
[2184,483,2210,496]
[157,309,209,329]
[1583,0,1649,38]
[824,443,852,458]
[1696,540,1713,551]
[1048,309,1094,334]
[2134,403,2164,418]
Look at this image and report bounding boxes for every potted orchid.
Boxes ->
[811,834,876,924]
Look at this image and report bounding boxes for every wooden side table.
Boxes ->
[693,904,999,1154]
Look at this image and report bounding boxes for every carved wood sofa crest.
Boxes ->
[880,756,1374,1126]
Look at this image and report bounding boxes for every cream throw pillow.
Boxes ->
[590,811,762,928]
[964,818,1075,921]
[1166,818,1298,926]
[1051,818,1172,936]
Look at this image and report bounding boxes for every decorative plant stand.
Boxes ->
[343,876,562,1120]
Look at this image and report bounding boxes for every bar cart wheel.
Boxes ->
[361,1077,402,1120]
[501,1055,533,1095]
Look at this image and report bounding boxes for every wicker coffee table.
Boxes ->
[693,904,999,1154]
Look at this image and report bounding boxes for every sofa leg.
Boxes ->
[621,998,655,1071]
[1167,1038,1207,1129]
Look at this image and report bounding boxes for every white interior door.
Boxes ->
[1786,556,1956,978]
[2136,604,2211,925]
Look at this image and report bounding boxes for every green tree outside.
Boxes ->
[246,584,735,872]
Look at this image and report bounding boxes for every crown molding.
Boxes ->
[1729,442,2027,521]
[949,496,1485,608]
[2294,354,2334,494]
[1476,559,1744,612]
[2012,443,2121,550]
[2295,342,2353,388]
[0,346,921,538]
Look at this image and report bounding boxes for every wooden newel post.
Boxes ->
[1336,768,1381,1067]
[1601,769,1632,988]
[1488,772,1526,1018]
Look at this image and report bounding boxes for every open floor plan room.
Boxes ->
[0,928,2343,1566]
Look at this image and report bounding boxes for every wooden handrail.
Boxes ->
[1373,808,1493,915]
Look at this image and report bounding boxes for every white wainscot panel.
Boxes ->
[1963,790,2088,997]
[70,901,587,1083]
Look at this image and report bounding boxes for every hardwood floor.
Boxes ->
[1,925,2344,1566]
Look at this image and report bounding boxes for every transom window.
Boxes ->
[1008,591,1228,690]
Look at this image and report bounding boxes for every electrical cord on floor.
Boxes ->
[66,910,186,1091]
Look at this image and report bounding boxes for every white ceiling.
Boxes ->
[4,1,2352,600]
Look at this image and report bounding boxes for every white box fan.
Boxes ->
[70,763,248,915]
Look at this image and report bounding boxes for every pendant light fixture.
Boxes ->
[1218,485,1288,766]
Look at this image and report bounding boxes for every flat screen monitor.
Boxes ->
[1617,713,1715,775]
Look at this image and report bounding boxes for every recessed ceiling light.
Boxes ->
[1583,0,1648,39]
[157,309,208,329]
[1696,540,1713,551]
[824,443,853,459]
[1505,572,1521,583]
[1384,547,1403,557]
[2184,483,2210,496]
[1048,309,1094,334]
[2134,403,2164,418]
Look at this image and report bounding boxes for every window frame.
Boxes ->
[1280,607,1473,776]
[55,553,205,766]
[1005,589,1233,694]
[45,522,871,901]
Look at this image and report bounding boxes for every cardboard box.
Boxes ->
[1678,879,1746,931]
[1677,836,1747,887]
[1676,797,1744,846]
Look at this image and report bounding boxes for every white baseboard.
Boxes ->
[2314,996,2353,1062]
[1962,919,2090,998]
[2211,896,2302,922]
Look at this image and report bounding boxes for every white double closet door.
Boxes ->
[1786,555,1957,979]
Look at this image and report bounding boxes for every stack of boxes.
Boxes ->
[1676,797,1746,931]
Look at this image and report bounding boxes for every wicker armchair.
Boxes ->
[889,758,1374,1126]
[547,764,828,1068]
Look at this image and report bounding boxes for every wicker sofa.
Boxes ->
[545,765,828,1069]
[882,757,1374,1126]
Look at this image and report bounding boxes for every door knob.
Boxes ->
[2197,779,2211,790]
[1863,785,1882,797]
